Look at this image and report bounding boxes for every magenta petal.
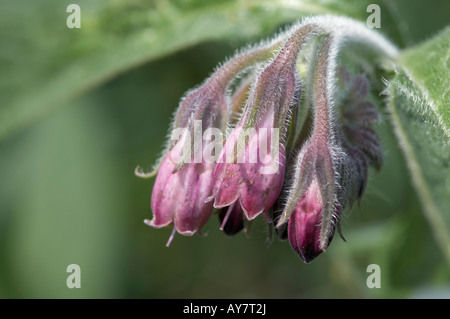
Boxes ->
[240,160,285,220]
[287,180,328,263]
[150,155,177,228]
[174,162,215,235]
[149,144,215,236]
[212,161,240,209]
[212,119,286,220]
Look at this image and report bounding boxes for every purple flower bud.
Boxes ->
[276,36,340,262]
[139,43,280,245]
[340,69,383,170]
[344,125,383,169]
[287,179,336,263]
[277,56,385,262]
[276,133,337,262]
[344,101,380,124]
[146,139,215,246]
[212,116,286,220]
[211,34,302,221]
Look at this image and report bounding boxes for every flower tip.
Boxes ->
[177,229,196,237]
[135,165,157,179]
[143,218,154,227]
[212,195,238,210]
[144,217,172,229]
[204,195,214,204]
[299,250,322,264]
[290,237,328,264]
[293,234,331,264]
[242,205,264,221]
[275,213,289,229]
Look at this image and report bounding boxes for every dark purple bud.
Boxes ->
[337,144,369,209]
[344,101,380,124]
[349,74,369,101]
[344,125,383,170]
[340,68,383,170]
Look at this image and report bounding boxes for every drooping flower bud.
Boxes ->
[277,37,384,263]
[276,36,338,263]
[340,70,383,170]
[138,42,279,245]
[212,111,287,221]
[147,138,215,246]
[287,179,336,263]
[277,131,337,263]
[143,75,229,245]
[212,32,304,221]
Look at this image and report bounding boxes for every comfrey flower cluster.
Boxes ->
[136,16,398,263]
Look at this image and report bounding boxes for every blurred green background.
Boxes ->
[0,0,449,298]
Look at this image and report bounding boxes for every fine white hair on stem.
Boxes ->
[135,29,282,178]
[138,15,399,179]
[275,15,398,235]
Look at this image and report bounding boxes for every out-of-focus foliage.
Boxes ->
[0,0,449,298]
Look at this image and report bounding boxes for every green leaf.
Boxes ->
[0,0,413,142]
[388,26,450,265]
[399,27,450,131]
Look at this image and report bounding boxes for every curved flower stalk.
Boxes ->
[276,29,393,262]
[276,36,340,262]
[137,15,398,258]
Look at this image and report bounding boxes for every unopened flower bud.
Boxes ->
[276,36,339,262]
[287,179,336,263]
[139,41,280,245]
[212,33,303,221]
[340,70,383,169]
[146,139,215,246]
